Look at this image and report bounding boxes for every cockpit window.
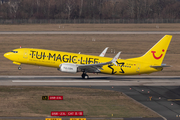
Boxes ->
[11,51,18,53]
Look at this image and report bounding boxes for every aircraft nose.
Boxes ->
[4,52,11,59]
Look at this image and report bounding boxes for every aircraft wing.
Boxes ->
[78,52,121,73]
[99,47,109,57]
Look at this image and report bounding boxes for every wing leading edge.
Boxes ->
[78,52,121,73]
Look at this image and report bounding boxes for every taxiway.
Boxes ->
[1,76,180,120]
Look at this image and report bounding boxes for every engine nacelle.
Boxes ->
[59,63,78,73]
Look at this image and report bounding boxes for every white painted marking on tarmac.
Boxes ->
[12,80,110,83]
[1,31,180,35]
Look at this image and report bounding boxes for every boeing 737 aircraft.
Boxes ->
[4,35,172,79]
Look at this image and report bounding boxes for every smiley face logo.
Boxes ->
[151,49,164,59]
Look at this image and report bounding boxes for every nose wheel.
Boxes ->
[81,72,89,79]
[18,66,21,70]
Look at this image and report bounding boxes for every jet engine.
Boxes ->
[59,63,78,73]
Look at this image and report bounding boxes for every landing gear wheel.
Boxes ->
[81,73,89,79]
[85,75,89,79]
[18,66,21,70]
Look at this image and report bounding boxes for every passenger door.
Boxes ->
[23,50,28,59]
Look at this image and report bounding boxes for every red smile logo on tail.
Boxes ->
[151,49,164,59]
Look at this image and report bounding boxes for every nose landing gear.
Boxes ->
[18,66,21,70]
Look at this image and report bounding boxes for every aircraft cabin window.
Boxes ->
[11,51,18,53]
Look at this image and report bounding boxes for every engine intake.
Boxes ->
[59,63,78,73]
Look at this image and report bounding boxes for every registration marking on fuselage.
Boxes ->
[12,80,110,83]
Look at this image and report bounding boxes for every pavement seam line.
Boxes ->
[121,92,167,120]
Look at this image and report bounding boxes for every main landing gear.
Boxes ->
[81,72,89,79]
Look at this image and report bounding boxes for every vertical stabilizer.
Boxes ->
[129,35,172,65]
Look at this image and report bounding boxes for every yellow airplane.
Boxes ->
[4,35,172,79]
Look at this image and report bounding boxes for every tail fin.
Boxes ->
[129,35,172,65]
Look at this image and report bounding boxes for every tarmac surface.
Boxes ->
[91,86,180,120]
[0,76,180,120]
[0,31,180,34]
[1,76,180,86]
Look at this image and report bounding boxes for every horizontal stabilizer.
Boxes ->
[150,64,170,68]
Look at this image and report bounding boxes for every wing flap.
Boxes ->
[78,52,121,73]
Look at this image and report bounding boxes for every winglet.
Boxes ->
[99,47,109,57]
[78,51,121,70]
[111,52,121,63]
